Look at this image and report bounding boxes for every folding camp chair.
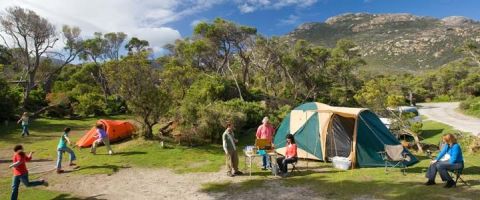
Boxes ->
[290,159,300,175]
[378,144,410,175]
[449,167,468,186]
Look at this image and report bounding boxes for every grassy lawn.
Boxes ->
[1,116,479,199]
[421,120,461,145]
[0,116,233,199]
[201,120,480,199]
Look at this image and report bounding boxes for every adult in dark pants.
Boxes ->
[222,123,243,177]
[425,133,464,188]
[276,134,297,176]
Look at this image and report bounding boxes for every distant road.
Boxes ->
[418,102,480,136]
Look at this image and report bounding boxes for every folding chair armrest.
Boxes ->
[377,151,388,160]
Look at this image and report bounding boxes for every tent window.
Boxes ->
[326,114,355,159]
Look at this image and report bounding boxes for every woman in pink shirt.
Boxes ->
[256,117,275,170]
[276,134,298,176]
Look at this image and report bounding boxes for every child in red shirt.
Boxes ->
[9,145,47,200]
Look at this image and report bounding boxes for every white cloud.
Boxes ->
[235,0,317,13]
[239,3,256,13]
[190,18,208,27]
[279,14,300,25]
[0,0,223,54]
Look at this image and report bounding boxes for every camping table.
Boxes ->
[243,150,277,176]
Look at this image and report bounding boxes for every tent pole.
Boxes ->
[306,111,309,169]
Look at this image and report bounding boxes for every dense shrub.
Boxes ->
[460,97,480,118]
[105,95,127,115]
[24,88,48,112]
[73,93,107,116]
[178,98,269,143]
[0,78,21,121]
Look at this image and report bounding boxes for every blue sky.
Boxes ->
[171,0,480,37]
[1,0,479,53]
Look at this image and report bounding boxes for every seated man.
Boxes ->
[276,134,297,176]
[425,133,464,188]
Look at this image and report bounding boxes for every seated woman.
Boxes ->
[425,133,464,188]
[276,134,297,176]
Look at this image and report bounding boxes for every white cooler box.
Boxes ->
[332,156,351,170]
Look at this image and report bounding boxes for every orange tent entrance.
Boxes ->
[76,119,135,148]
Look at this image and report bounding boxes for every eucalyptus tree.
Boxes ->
[0,6,57,107]
[193,18,257,100]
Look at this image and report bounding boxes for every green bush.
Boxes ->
[432,94,452,102]
[0,78,21,121]
[73,93,106,116]
[24,88,48,111]
[178,98,268,144]
[105,95,127,115]
[222,99,266,128]
[460,97,480,118]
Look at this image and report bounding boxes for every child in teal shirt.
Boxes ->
[56,128,77,173]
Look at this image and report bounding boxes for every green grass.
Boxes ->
[420,120,460,145]
[2,116,479,199]
[459,108,480,119]
[199,119,480,199]
[0,116,240,199]
[458,97,480,118]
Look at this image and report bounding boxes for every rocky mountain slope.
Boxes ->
[287,13,480,71]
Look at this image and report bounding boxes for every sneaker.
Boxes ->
[444,180,455,188]
[261,167,267,171]
[56,169,64,174]
[424,180,436,186]
[234,171,244,175]
[108,150,114,155]
[40,179,48,187]
[227,172,235,177]
[69,163,77,166]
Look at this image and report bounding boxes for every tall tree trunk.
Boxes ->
[226,61,244,101]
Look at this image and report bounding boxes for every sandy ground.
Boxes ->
[46,167,324,200]
[418,102,480,136]
[0,149,328,200]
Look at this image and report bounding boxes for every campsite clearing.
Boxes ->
[0,117,480,200]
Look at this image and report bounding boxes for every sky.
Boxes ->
[1,0,480,54]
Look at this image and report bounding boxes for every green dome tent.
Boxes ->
[274,102,418,168]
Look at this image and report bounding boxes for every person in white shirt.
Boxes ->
[222,123,243,177]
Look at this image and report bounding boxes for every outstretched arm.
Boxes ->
[9,161,21,168]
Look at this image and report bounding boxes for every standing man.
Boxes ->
[222,123,243,177]
[256,117,275,170]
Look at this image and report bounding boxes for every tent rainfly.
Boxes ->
[274,102,418,167]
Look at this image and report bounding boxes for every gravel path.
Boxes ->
[47,167,322,200]
[418,102,480,136]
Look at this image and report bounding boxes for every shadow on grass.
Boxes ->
[51,194,107,200]
[30,158,53,163]
[77,164,130,173]
[201,174,480,200]
[421,129,444,141]
[407,165,480,176]
[115,151,147,156]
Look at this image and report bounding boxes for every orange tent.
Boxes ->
[76,119,135,148]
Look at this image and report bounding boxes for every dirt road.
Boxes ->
[418,102,480,136]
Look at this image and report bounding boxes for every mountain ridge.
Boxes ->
[287,13,480,71]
